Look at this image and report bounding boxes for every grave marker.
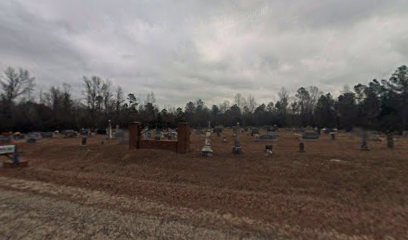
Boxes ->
[232,122,241,154]
[387,133,394,149]
[299,142,305,152]
[302,131,320,140]
[360,129,369,151]
[265,145,273,156]
[201,122,213,157]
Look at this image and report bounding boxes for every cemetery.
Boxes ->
[1,125,408,239]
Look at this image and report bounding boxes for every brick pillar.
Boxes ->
[129,122,141,149]
[177,122,190,153]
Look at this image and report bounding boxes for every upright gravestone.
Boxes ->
[214,125,223,137]
[387,133,394,149]
[108,120,113,139]
[81,136,87,146]
[360,129,369,151]
[299,142,305,152]
[232,122,241,154]
[250,127,259,137]
[201,122,213,157]
[265,145,273,156]
[330,132,336,140]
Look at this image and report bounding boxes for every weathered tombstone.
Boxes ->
[257,131,279,142]
[108,120,113,139]
[27,132,42,140]
[62,130,77,138]
[232,122,241,154]
[387,133,394,149]
[201,122,213,157]
[250,127,259,136]
[360,129,369,151]
[81,136,87,146]
[265,144,273,156]
[330,132,336,140]
[214,125,223,137]
[299,142,305,152]
[302,131,320,140]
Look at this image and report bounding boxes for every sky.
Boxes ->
[1,0,407,107]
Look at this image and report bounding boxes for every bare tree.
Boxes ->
[247,95,257,113]
[0,67,35,102]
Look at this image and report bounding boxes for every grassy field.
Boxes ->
[1,129,407,239]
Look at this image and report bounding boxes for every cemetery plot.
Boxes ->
[0,130,407,239]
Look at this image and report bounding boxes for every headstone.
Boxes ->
[108,120,113,139]
[302,131,320,140]
[232,122,241,154]
[330,132,336,140]
[214,125,223,137]
[299,142,305,152]
[257,132,279,142]
[265,145,273,156]
[387,133,394,149]
[201,122,213,157]
[27,132,42,140]
[62,130,77,138]
[360,130,369,151]
[250,127,259,136]
[81,136,87,146]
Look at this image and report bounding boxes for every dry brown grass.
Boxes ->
[1,129,407,239]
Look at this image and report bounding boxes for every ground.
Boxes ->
[0,129,407,239]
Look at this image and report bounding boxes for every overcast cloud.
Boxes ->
[1,0,407,106]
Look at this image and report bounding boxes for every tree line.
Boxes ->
[0,65,407,133]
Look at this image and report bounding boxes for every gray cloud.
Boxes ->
[0,0,407,107]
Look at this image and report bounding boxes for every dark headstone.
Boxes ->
[299,142,305,152]
[214,125,223,136]
[250,127,259,136]
[387,133,394,149]
[360,130,369,151]
[81,137,87,146]
[265,144,273,156]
